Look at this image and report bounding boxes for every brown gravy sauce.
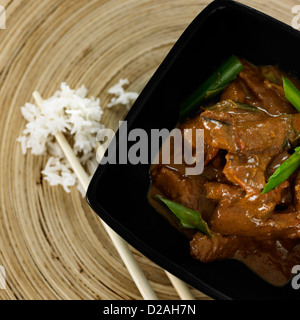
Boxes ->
[148,168,300,287]
[147,60,300,286]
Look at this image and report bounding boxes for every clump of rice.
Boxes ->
[17,80,138,196]
[107,79,138,110]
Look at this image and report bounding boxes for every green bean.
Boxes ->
[154,195,213,238]
[262,147,300,194]
[283,76,300,112]
[179,55,244,120]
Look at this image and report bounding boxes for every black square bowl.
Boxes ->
[87,0,300,300]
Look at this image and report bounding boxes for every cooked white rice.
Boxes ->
[107,79,139,110]
[17,80,138,196]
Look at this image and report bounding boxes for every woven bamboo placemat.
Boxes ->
[0,0,298,300]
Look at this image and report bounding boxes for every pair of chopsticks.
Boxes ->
[33,91,195,300]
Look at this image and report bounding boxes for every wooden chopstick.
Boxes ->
[33,91,157,300]
[33,91,195,301]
